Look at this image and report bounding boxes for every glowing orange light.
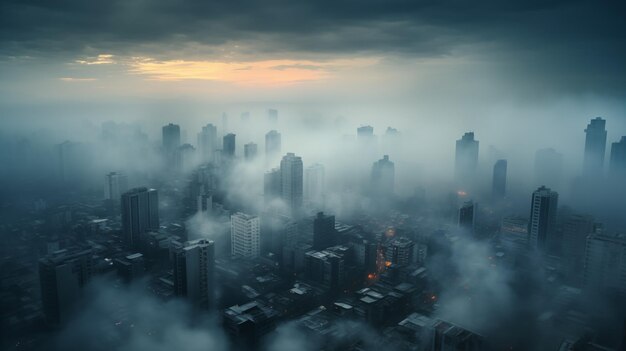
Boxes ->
[385,261,392,267]
[385,227,396,238]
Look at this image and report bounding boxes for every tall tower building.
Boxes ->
[121,187,159,250]
[583,117,607,176]
[162,123,181,153]
[39,248,93,325]
[371,155,395,196]
[197,123,217,163]
[231,212,261,258]
[313,212,336,250]
[584,233,626,298]
[264,168,281,204]
[265,130,282,159]
[268,109,278,124]
[357,125,374,140]
[454,132,479,187]
[260,213,298,259]
[244,142,258,161]
[609,136,626,177]
[492,159,507,200]
[172,239,215,309]
[304,163,325,207]
[223,133,236,159]
[458,200,476,234]
[104,172,128,201]
[280,153,304,215]
[562,214,597,286]
[528,186,558,251]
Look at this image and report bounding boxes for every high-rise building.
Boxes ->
[384,237,415,266]
[268,109,278,123]
[39,248,93,325]
[280,153,304,215]
[534,148,563,188]
[583,117,607,176]
[609,136,626,177]
[492,159,507,200]
[260,213,298,259]
[528,186,558,251]
[264,168,281,204]
[175,144,196,172]
[313,212,336,250]
[223,133,236,159]
[197,123,217,163]
[244,142,258,161]
[162,123,181,153]
[197,192,213,215]
[584,233,626,298]
[231,212,261,258]
[265,130,282,159]
[455,132,479,186]
[500,216,529,260]
[357,125,374,139]
[458,201,476,234]
[172,239,215,309]
[115,253,144,284]
[371,155,395,196]
[104,172,128,201]
[121,187,159,250]
[562,214,597,286]
[304,163,325,207]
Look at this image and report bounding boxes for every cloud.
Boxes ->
[75,54,115,65]
[59,77,97,82]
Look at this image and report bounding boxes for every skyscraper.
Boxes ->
[264,168,281,204]
[268,108,278,123]
[304,163,325,207]
[260,213,297,259]
[280,153,304,215]
[454,132,479,186]
[609,136,626,177]
[265,130,282,159]
[244,142,258,161]
[528,186,558,251]
[162,123,181,153]
[223,133,236,159]
[231,212,261,258]
[583,117,607,176]
[534,148,563,188]
[384,237,415,266]
[172,239,215,309]
[39,247,93,325]
[121,187,159,250]
[313,212,336,250]
[458,200,476,234]
[371,155,395,196]
[197,123,217,163]
[357,125,374,140]
[492,159,507,200]
[562,214,597,286]
[104,171,128,201]
[584,233,626,298]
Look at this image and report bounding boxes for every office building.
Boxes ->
[384,237,415,266]
[260,213,298,258]
[458,201,476,234]
[39,248,93,325]
[454,132,479,186]
[357,125,374,140]
[115,253,145,284]
[104,171,128,201]
[172,239,215,309]
[528,186,558,251]
[500,216,529,259]
[305,163,325,207]
[197,123,217,163]
[223,133,236,159]
[244,142,258,161]
[265,130,281,159]
[583,117,607,176]
[313,212,336,250]
[231,212,261,258]
[224,301,279,347]
[162,123,181,153]
[492,159,507,200]
[583,233,626,298]
[371,155,395,196]
[280,153,304,215]
[562,214,597,286]
[610,136,626,177]
[121,187,159,250]
[264,168,281,204]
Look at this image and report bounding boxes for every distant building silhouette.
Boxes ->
[264,168,281,204]
[172,239,215,309]
[305,163,325,208]
[313,212,336,250]
[244,142,258,161]
[454,132,479,187]
[104,171,128,201]
[162,123,181,153]
[492,159,507,200]
[223,133,236,159]
[121,187,159,250]
[198,123,217,163]
[610,136,626,177]
[584,233,626,298]
[528,186,558,251]
[371,155,395,196]
[268,109,278,123]
[583,117,607,176]
[231,212,261,258]
[280,153,303,215]
[458,200,476,234]
[265,130,282,159]
[562,214,597,286]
